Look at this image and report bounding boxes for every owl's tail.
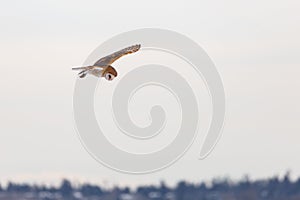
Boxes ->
[72,66,88,78]
[78,70,88,78]
[72,66,87,70]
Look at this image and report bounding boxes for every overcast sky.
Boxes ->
[0,0,300,188]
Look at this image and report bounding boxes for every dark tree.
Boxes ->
[1,172,300,200]
[80,183,103,196]
[137,185,158,197]
[121,186,130,194]
[159,181,169,197]
[175,181,187,200]
[6,182,31,193]
[59,179,73,197]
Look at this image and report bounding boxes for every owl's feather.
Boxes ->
[93,44,141,66]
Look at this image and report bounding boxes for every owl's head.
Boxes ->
[103,65,118,81]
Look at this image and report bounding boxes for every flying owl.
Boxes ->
[72,44,141,80]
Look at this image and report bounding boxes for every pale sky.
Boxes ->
[0,0,300,188]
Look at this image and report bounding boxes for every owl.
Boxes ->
[72,44,141,81]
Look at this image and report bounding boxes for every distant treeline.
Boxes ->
[1,172,300,200]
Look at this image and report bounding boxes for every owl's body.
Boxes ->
[72,44,141,81]
[89,67,104,77]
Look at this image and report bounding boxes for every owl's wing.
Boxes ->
[93,44,141,66]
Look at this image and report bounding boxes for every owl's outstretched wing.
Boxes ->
[93,44,141,66]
